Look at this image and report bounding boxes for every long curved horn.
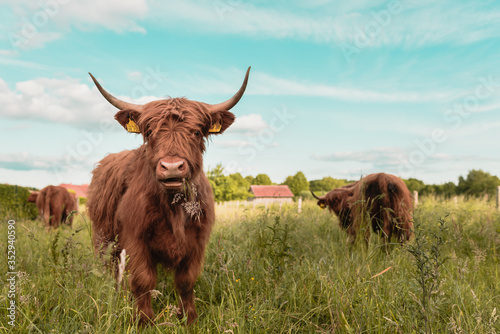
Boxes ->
[89,73,143,111]
[310,189,325,200]
[207,67,250,112]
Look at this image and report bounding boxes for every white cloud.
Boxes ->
[227,114,270,134]
[12,31,62,51]
[0,167,91,189]
[0,151,63,171]
[60,0,148,33]
[0,49,18,56]
[312,146,498,172]
[0,57,64,70]
[2,0,499,51]
[0,150,100,187]
[473,102,500,113]
[0,77,110,126]
[127,71,143,82]
[313,147,404,167]
[0,76,165,128]
[149,0,500,47]
[160,67,454,103]
[249,72,451,102]
[2,0,148,50]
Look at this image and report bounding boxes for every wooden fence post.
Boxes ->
[413,191,418,207]
[496,186,500,210]
[298,197,302,213]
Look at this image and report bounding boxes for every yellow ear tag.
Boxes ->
[209,121,222,133]
[319,203,326,209]
[126,119,140,133]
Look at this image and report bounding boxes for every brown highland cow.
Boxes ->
[87,67,250,325]
[27,185,77,228]
[312,173,413,243]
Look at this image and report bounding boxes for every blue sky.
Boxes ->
[1,0,499,188]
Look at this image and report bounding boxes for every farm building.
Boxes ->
[58,183,89,198]
[249,185,294,204]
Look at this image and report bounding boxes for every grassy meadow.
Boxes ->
[1,197,500,333]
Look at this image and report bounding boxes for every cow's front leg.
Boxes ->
[128,247,157,325]
[174,259,200,325]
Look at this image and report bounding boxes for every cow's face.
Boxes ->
[319,188,353,214]
[89,68,249,192]
[27,191,39,203]
[114,100,234,190]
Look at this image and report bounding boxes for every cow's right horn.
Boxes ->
[310,189,325,200]
[89,73,144,111]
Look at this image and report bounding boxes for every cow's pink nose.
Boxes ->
[156,157,189,180]
[159,160,186,173]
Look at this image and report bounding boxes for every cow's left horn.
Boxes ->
[310,189,325,200]
[208,67,250,112]
[89,73,143,111]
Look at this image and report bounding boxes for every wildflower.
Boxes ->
[171,192,183,204]
[150,289,162,300]
[182,200,202,221]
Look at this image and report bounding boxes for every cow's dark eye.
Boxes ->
[194,131,201,137]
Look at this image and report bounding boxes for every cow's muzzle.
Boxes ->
[156,157,190,190]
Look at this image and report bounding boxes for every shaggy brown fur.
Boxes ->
[87,70,249,325]
[27,186,77,228]
[313,173,413,243]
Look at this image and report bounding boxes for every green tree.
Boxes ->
[253,174,273,185]
[245,175,254,185]
[229,173,252,200]
[403,178,426,193]
[207,164,226,202]
[283,171,309,196]
[457,170,500,198]
[207,166,252,201]
[309,177,349,193]
[229,173,249,188]
[433,182,457,199]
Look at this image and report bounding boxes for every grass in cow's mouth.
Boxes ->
[170,181,202,220]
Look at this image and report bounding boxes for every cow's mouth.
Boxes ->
[158,177,184,189]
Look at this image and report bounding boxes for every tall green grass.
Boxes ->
[1,198,499,333]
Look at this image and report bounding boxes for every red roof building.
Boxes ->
[58,184,89,198]
[249,185,294,204]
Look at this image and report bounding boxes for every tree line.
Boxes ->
[207,165,500,202]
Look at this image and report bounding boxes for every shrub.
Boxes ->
[0,183,38,220]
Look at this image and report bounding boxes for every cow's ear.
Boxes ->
[208,110,235,135]
[318,200,327,210]
[115,109,142,133]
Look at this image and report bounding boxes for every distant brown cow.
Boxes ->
[311,173,413,243]
[87,67,250,325]
[27,186,77,228]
